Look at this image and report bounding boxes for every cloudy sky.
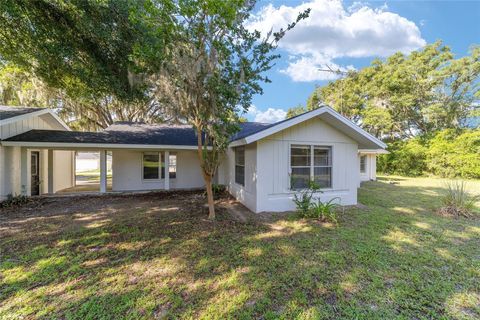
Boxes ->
[245,0,480,123]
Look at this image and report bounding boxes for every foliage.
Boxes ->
[427,129,480,179]
[286,104,306,119]
[296,41,480,139]
[379,129,480,179]
[0,0,169,101]
[309,198,339,223]
[292,181,338,223]
[147,0,309,219]
[378,138,428,176]
[438,180,480,217]
[0,194,30,208]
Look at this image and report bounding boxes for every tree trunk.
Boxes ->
[204,173,215,220]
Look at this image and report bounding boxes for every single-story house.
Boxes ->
[0,105,386,212]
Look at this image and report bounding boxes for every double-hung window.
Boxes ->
[235,147,245,186]
[143,152,177,180]
[143,152,161,180]
[360,155,366,173]
[290,145,332,189]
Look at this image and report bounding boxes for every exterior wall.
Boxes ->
[225,143,257,212]
[52,150,75,192]
[0,113,74,200]
[111,149,205,191]
[359,153,377,182]
[252,117,359,212]
[0,113,65,139]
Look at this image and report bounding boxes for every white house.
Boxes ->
[0,105,386,212]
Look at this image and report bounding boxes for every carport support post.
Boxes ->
[48,149,54,194]
[164,151,170,190]
[100,150,107,193]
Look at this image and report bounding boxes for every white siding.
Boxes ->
[111,149,205,191]
[359,153,377,182]
[0,113,64,140]
[0,113,75,199]
[52,150,75,192]
[225,143,257,212]
[228,117,361,213]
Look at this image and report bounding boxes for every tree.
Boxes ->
[309,42,480,139]
[286,104,306,119]
[147,0,309,219]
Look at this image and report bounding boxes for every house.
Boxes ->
[0,105,386,212]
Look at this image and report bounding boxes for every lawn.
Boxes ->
[1,177,479,319]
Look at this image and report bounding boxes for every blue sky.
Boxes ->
[245,0,480,122]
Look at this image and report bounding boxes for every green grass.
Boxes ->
[1,176,479,319]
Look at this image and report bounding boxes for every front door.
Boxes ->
[31,151,40,196]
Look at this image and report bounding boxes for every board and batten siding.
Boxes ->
[225,143,257,212]
[111,149,205,191]
[359,153,377,182]
[254,117,359,212]
[0,113,75,199]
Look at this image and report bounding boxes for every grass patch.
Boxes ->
[1,177,479,319]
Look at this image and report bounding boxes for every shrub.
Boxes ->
[0,194,30,208]
[378,138,428,176]
[293,181,339,223]
[427,129,480,179]
[310,198,339,223]
[438,180,479,217]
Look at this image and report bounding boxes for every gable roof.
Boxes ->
[230,106,387,149]
[0,105,70,130]
[2,106,386,150]
[0,106,45,120]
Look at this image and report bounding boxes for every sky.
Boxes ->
[244,0,480,123]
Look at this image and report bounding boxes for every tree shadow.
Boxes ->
[1,183,479,319]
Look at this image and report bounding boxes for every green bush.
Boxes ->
[438,180,479,217]
[378,138,428,176]
[427,129,480,179]
[378,129,480,179]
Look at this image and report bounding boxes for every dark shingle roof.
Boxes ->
[0,106,45,121]
[4,121,272,146]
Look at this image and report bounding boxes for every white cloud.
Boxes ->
[247,105,287,123]
[248,0,426,82]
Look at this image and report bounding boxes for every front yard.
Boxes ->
[1,177,479,319]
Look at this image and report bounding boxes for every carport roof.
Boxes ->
[1,122,270,148]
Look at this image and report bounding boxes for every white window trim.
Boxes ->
[234,147,245,187]
[289,143,333,190]
[141,151,177,182]
[360,155,367,174]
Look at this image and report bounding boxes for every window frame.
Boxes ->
[234,147,245,186]
[360,155,367,174]
[142,152,177,181]
[161,153,177,179]
[289,144,333,190]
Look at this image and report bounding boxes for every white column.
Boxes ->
[0,146,4,198]
[164,151,170,190]
[48,149,54,193]
[100,150,107,193]
[20,148,29,196]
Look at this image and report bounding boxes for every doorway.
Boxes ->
[31,151,40,196]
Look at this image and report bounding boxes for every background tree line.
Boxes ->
[287,41,480,179]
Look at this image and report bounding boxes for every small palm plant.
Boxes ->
[438,180,479,218]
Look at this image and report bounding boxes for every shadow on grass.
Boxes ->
[1,182,479,319]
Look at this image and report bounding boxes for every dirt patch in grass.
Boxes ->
[1,178,480,319]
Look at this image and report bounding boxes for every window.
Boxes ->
[360,155,366,173]
[143,152,177,180]
[161,153,177,179]
[143,152,160,179]
[290,145,332,189]
[235,147,245,186]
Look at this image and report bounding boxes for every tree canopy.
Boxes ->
[292,42,480,140]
